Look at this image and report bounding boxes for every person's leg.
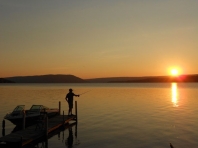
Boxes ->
[68,103,73,116]
[68,103,72,115]
[68,102,70,115]
[70,103,73,115]
[68,108,70,115]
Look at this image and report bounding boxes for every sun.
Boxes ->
[170,69,179,76]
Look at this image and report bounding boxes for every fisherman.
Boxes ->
[65,89,80,116]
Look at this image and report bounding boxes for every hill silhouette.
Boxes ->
[5,74,86,83]
[0,78,15,83]
[86,74,198,83]
[85,77,142,83]
[124,74,198,83]
[2,74,198,83]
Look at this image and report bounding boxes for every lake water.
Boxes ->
[0,83,198,148]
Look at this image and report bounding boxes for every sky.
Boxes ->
[0,0,198,79]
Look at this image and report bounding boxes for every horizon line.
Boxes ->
[2,73,198,80]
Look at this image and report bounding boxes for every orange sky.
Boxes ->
[1,1,198,79]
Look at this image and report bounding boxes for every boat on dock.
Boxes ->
[4,105,59,126]
[0,101,78,148]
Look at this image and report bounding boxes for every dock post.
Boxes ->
[75,101,78,123]
[2,120,5,136]
[59,101,61,115]
[75,123,78,138]
[45,116,48,137]
[45,138,48,148]
[20,136,23,148]
[23,110,26,130]
[63,111,65,123]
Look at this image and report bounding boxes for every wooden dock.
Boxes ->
[0,115,77,148]
[0,101,78,148]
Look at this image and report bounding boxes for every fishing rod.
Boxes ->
[79,90,91,95]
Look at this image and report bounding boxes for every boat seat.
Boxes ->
[35,112,46,131]
[11,111,22,116]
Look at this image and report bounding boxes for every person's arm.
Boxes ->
[74,94,80,97]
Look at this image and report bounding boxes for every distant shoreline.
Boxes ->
[1,74,198,83]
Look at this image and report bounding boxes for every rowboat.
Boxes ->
[4,105,59,126]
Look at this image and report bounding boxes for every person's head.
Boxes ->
[69,88,73,92]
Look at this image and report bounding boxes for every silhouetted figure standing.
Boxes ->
[65,89,79,116]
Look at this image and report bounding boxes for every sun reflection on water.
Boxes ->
[172,83,179,107]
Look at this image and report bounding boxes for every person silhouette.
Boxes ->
[65,89,80,116]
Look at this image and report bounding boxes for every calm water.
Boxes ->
[0,83,198,148]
